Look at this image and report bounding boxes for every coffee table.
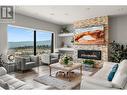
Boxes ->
[49,63,82,81]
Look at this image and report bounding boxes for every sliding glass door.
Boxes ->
[8,25,53,57]
[36,30,52,55]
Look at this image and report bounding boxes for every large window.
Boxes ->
[36,30,52,55]
[8,25,34,56]
[8,25,53,57]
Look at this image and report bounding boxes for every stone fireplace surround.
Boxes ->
[72,16,109,64]
[73,45,108,64]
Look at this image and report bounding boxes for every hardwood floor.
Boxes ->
[9,65,98,90]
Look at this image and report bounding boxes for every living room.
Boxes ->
[0,5,127,90]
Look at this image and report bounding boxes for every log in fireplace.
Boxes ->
[78,50,101,60]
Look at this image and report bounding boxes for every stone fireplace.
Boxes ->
[78,50,101,60]
[72,16,109,63]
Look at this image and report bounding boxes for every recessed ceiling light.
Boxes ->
[64,13,69,16]
[50,13,55,15]
[86,8,91,10]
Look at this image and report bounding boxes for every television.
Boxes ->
[74,25,105,45]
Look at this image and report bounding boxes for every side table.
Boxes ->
[4,61,16,73]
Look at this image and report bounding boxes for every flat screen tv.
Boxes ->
[74,25,105,45]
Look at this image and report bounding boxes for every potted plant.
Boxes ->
[82,59,95,68]
[109,41,127,63]
[61,27,70,33]
[59,54,73,66]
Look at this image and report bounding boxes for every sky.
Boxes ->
[8,25,52,42]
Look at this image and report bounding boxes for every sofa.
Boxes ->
[15,55,39,71]
[0,67,33,90]
[80,60,127,90]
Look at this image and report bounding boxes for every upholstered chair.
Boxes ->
[15,55,39,71]
[41,53,60,65]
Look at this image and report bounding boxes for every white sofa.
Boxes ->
[80,60,127,90]
[0,67,33,90]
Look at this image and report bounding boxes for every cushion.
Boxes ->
[0,79,9,89]
[103,62,118,68]
[118,60,127,74]
[24,57,31,62]
[26,62,35,65]
[107,64,118,81]
[0,67,7,76]
[51,53,58,58]
[7,78,19,85]
[16,84,33,90]
[51,58,58,61]
[0,77,11,83]
[111,60,127,89]
[112,73,127,89]
[85,76,112,88]
[11,81,25,89]
[93,62,117,80]
[0,86,5,90]
[30,55,37,62]
[9,85,15,90]
[0,75,13,82]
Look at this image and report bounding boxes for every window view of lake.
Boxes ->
[8,25,52,56]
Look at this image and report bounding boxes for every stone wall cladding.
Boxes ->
[73,16,109,64]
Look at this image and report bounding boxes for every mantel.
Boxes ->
[58,33,73,37]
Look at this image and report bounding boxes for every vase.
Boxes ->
[84,64,94,68]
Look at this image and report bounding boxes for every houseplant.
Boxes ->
[82,59,95,68]
[109,41,127,63]
[61,27,70,33]
[59,54,73,66]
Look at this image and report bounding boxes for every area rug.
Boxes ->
[34,72,81,90]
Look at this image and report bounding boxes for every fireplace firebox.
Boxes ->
[78,50,101,60]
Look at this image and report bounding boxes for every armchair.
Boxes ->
[15,55,39,71]
[40,53,60,65]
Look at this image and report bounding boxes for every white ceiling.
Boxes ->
[15,6,127,25]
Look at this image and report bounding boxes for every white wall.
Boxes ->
[13,14,61,33]
[109,15,127,44]
[0,24,7,54]
[0,13,61,55]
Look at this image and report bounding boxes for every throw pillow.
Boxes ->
[30,55,37,62]
[0,67,7,76]
[108,64,119,81]
[0,80,9,90]
[112,73,127,89]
